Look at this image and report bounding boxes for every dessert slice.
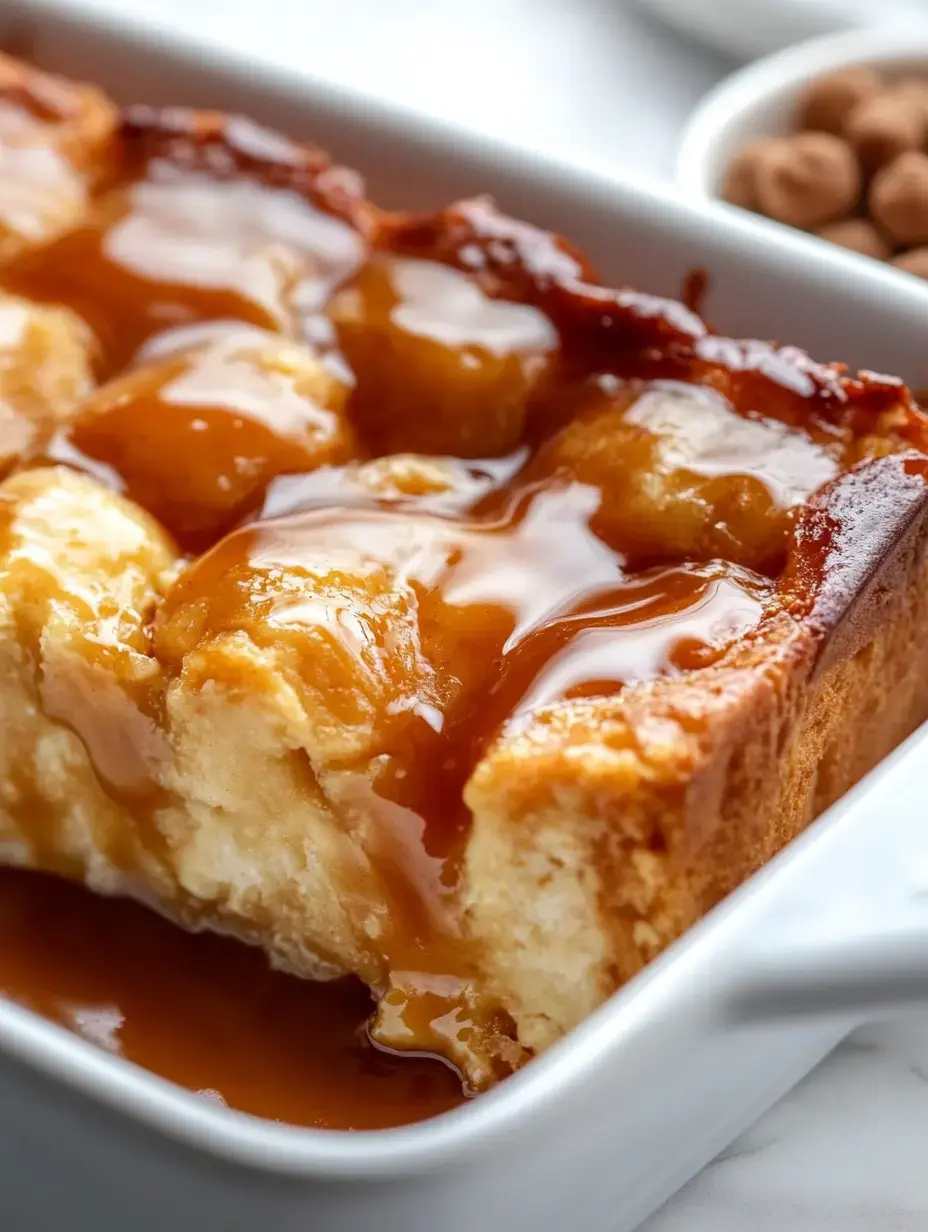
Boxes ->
[463,449,928,1052]
[1,80,928,1091]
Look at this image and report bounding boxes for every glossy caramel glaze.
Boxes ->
[1,106,369,375]
[328,253,557,456]
[1,174,365,376]
[0,83,926,1122]
[154,490,773,986]
[47,328,358,550]
[157,491,774,841]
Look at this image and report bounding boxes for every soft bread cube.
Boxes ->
[0,467,177,893]
[528,382,842,570]
[155,634,392,988]
[0,291,95,472]
[154,514,455,768]
[57,330,358,548]
[328,255,557,456]
[153,512,501,1080]
[0,51,116,262]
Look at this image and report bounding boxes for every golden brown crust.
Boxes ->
[464,452,928,1052]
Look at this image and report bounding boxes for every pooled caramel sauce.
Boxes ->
[0,869,464,1129]
[0,109,906,1124]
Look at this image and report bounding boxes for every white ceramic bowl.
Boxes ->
[676,27,928,200]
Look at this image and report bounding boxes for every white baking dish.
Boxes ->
[5,3,928,1231]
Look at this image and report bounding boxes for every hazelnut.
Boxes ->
[755,132,861,229]
[891,247,928,279]
[815,217,891,260]
[797,67,881,134]
[844,93,925,172]
[720,138,780,210]
[870,150,928,245]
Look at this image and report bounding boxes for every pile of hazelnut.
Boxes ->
[723,66,928,278]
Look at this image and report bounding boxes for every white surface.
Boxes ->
[10,3,928,1231]
[646,1021,928,1232]
[677,28,928,199]
[638,0,928,60]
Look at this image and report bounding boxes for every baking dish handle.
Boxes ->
[715,721,928,1027]
[720,931,928,1024]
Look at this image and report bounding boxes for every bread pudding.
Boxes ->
[2,52,928,1097]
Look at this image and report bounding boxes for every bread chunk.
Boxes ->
[0,52,116,262]
[0,467,176,894]
[0,292,95,473]
[54,329,358,548]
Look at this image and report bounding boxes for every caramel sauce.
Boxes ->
[0,139,84,246]
[0,869,464,1129]
[258,450,530,522]
[0,102,914,1123]
[622,383,841,502]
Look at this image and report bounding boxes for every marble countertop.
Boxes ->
[28,1,928,1228]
